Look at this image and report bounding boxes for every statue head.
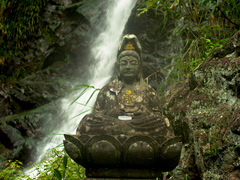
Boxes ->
[117,34,142,82]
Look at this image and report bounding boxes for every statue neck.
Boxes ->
[122,78,139,90]
[122,77,138,87]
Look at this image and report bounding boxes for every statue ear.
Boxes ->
[116,62,121,79]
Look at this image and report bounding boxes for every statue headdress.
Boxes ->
[117,34,142,61]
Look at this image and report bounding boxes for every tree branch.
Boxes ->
[217,6,240,30]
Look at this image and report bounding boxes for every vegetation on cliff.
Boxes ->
[0,0,49,81]
[138,0,240,81]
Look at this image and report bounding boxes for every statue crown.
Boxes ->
[124,42,135,50]
[117,34,142,62]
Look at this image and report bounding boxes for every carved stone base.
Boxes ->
[64,134,180,180]
[82,179,157,180]
[86,168,163,179]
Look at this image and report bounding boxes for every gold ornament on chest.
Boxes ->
[121,89,138,104]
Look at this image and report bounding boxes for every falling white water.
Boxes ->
[28,0,136,172]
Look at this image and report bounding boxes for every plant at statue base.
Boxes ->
[0,147,86,179]
[0,160,26,180]
[36,147,86,180]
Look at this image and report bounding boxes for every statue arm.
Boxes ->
[93,86,107,115]
[148,86,161,113]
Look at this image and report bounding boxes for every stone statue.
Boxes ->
[77,34,174,137]
[64,34,182,179]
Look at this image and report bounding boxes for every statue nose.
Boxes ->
[126,65,132,69]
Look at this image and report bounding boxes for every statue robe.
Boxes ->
[77,78,175,137]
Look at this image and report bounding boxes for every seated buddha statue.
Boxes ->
[64,34,182,179]
[76,34,175,137]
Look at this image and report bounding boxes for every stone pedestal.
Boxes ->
[64,134,181,179]
[86,168,163,179]
[82,178,158,180]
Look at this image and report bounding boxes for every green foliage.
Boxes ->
[184,174,190,180]
[12,65,26,80]
[41,25,57,42]
[0,0,48,57]
[0,148,86,179]
[64,55,70,63]
[62,84,100,120]
[171,34,228,79]
[0,160,26,180]
[33,147,86,180]
[70,85,100,106]
[205,141,219,157]
[0,0,49,82]
[138,0,239,81]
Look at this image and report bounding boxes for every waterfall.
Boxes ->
[34,0,137,165]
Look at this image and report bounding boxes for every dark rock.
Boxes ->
[159,30,240,179]
[231,117,240,135]
[0,98,67,164]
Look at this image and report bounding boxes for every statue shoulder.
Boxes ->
[105,78,122,93]
[144,84,160,103]
[97,79,120,95]
[140,80,157,95]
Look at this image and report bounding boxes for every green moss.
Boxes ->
[41,25,57,42]
[0,0,49,82]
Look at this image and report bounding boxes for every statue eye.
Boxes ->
[130,60,138,65]
[120,60,127,65]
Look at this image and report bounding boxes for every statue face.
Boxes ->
[119,56,139,82]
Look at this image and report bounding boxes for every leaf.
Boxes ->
[63,154,68,169]
[74,102,93,108]
[184,174,190,180]
[84,88,100,106]
[54,169,62,180]
[62,154,68,178]
[69,87,89,106]
[69,85,100,107]
[69,109,92,120]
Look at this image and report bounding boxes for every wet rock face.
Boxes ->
[0,98,68,165]
[160,31,240,179]
[0,0,107,165]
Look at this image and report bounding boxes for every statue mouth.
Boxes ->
[124,71,133,74]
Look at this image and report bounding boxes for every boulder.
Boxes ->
[160,31,240,179]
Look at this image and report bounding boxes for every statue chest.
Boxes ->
[117,89,144,113]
